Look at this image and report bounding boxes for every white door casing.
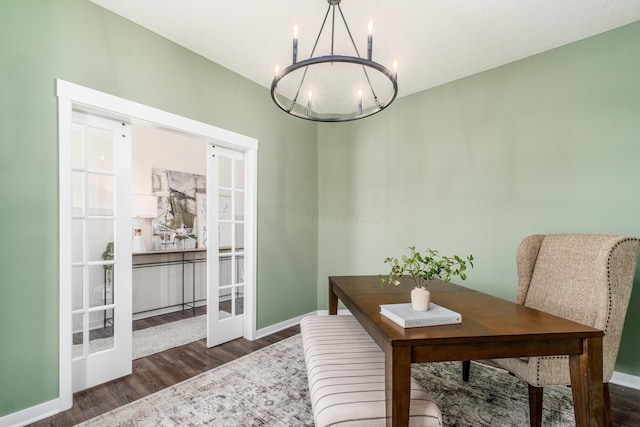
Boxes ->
[57,79,258,413]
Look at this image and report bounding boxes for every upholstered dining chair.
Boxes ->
[462,234,639,427]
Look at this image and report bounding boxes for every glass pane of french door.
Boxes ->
[70,112,132,392]
[217,154,244,320]
[72,123,116,356]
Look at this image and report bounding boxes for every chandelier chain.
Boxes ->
[331,6,336,55]
[288,3,333,112]
[336,4,380,107]
[336,4,360,57]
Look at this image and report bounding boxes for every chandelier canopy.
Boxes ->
[271,0,398,122]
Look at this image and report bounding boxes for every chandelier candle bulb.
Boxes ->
[367,20,373,60]
[357,88,363,115]
[393,60,398,79]
[293,25,298,64]
[307,90,312,116]
[274,64,280,76]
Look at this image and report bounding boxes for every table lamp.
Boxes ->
[132,194,157,253]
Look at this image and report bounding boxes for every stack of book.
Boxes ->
[380,302,462,328]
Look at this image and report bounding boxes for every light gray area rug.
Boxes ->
[411,361,575,426]
[78,334,575,426]
[74,313,230,360]
[132,315,208,359]
[78,334,313,427]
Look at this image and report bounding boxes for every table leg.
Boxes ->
[385,346,411,427]
[181,252,185,311]
[569,337,604,427]
[328,280,338,315]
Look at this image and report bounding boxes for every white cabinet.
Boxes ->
[132,249,207,318]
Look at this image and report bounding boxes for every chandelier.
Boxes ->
[271,0,398,122]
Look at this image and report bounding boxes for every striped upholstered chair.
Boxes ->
[463,234,639,427]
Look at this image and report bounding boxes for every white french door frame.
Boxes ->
[68,112,133,393]
[57,79,258,412]
[206,146,252,347]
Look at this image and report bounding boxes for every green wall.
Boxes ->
[0,0,318,416]
[2,0,640,420]
[317,21,640,376]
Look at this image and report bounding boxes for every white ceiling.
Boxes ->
[90,0,640,111]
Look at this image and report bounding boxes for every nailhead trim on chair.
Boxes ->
[511,235,640,387]
[535,356,568,385]
[604,238,638,334]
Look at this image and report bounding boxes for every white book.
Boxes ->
[380,302,462,328]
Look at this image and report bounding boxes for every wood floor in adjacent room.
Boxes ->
[30,307,640,426]
[31,307,299,427]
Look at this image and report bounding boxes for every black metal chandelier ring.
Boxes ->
[270,0,399,123]
[271,54,398,122]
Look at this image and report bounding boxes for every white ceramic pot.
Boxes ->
[411,287,431,311]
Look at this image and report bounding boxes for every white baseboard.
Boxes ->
[0,398,59,427]
[254,309,352,339]
[611,370,640,390]
[254,310,317,339]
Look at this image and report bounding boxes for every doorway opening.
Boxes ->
[58,79,258,411]
[130,121,208,359]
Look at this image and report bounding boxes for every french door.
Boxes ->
[68,112,132,392]
[207,145,247,346]
[58,79,258,413]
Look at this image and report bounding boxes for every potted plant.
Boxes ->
[380,246,474,311]
[102,241,114,286]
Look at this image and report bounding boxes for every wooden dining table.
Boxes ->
[328,275,605,427]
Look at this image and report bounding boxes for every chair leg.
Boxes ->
[528,384,543,427]
[462,360,471,382]
[603,383,612,427]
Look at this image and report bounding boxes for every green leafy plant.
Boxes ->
[102,241,114,271]
[380,246,474,289]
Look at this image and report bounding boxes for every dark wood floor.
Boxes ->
[33,305,294,427]
[31,308,640,426]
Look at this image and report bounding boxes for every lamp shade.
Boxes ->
[132,194,157,218]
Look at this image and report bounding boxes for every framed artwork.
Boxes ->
[151,168,205,250]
